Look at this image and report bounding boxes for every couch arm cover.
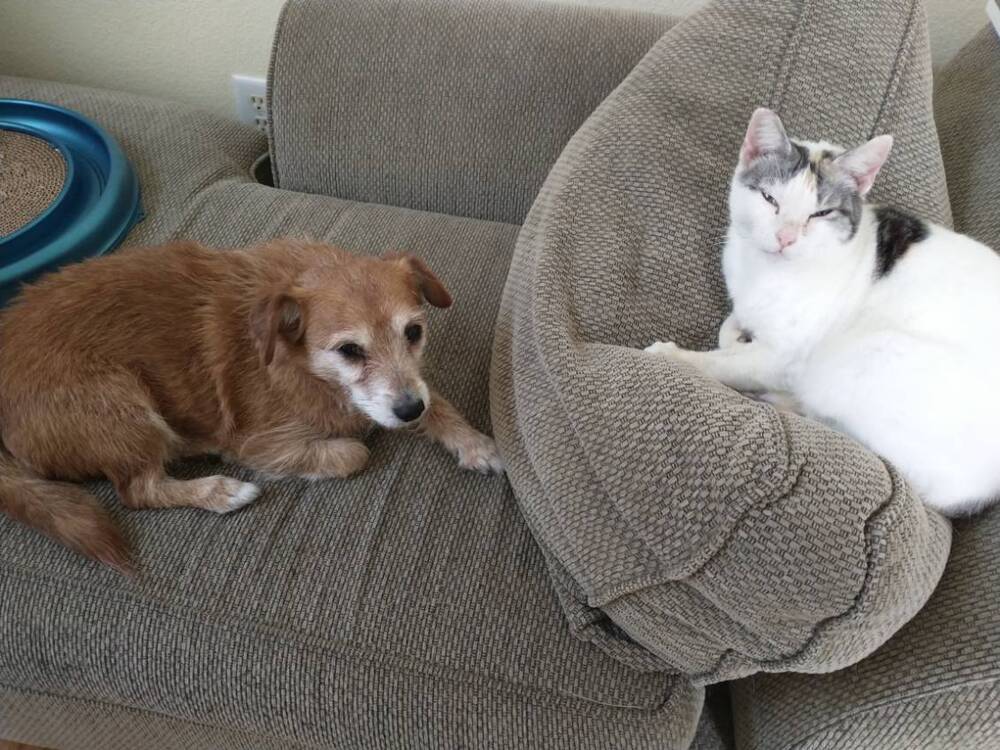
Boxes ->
[491,0,952,684]
[266,0,675,224]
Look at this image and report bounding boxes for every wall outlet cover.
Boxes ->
[231,74,268,133]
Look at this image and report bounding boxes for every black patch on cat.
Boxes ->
[874,206,928,278]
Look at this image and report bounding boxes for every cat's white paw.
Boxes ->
[644,341,682,357]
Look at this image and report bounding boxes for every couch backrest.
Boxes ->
[935,26,1000,247]
[266,0,675,225]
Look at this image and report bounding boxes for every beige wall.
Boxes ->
[0,0,991,119]
[0,0,286,115]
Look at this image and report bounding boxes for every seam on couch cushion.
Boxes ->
[264,0,294,191]
[689,458,902,683]
[173,180,524,244]
[1,683,322,750]
[869,0,921,139]
[770,0,816,109]
[2,677,702,750]
[587,424,801,608]
[0,563,674,715]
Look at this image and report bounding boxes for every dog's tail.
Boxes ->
[0,453,133,575]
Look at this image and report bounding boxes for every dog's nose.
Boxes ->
[392,393,425,423]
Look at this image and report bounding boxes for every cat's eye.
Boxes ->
[404,323,423,344]
[337,342,365,360]
[759,190,778,210]
[810,209,834,219]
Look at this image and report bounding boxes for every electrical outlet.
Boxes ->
[231,74,268,134]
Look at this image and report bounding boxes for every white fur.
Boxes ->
[648,113,1000,516]
[308,350,431,430]
[348,376,402,428]
[456,433,506,474]
[216,480,261,513]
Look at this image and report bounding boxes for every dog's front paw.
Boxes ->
[215,478,261,513]
[455,432,505,475]
[330,439,370,478]
[644,340,682,357]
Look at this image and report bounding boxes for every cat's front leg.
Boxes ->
[644,340,785,393]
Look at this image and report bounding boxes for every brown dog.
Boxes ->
[0,239,503,574]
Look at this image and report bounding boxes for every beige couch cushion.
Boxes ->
[0,175,703,748]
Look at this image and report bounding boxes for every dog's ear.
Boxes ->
[251,290,306,366]
[388,253,452,308]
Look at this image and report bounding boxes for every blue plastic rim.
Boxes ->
[0,99,143,304]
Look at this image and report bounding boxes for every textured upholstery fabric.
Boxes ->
[731,508,1000,749]
[0,176,703,748]
[2,684,724,750]
[491,0,952,685]
[0,75,267,245]
[267,0,676,225]
[690,686,735,750]
[935,26,1000,248]
[728,28,1000,750]
[2,687,318,750]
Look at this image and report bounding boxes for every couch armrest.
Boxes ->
[490,0,951,684]
[0,75,266,247]
[266,0,675,224]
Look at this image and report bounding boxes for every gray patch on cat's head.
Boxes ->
[738,141,810,189]
[812,150,863,238]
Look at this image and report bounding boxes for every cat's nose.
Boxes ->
[776,227,798,250]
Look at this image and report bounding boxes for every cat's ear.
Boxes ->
[834,135,893,196]
[739,108,792,168]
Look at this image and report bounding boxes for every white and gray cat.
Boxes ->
[646,107,1000,517]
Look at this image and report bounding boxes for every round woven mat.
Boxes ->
[0,130,67,237]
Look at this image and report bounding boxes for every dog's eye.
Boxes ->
[810,208,834,218]
[760,190,779,210]
[337,342,365,360]
[404,323,423,344]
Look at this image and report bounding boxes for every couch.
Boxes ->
[1,0,997,748]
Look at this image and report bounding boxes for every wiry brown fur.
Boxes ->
[0,240,502,574]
